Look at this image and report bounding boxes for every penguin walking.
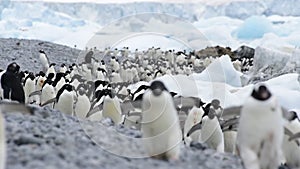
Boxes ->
[141,81,182,160]
[236,84,284,169]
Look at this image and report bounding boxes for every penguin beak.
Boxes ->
[152,88,162,96]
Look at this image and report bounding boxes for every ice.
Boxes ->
[251,46,298,77]
[234,16,273,40]
[191,55,242,87]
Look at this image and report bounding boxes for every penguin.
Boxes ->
[46,63,56,77]
[40,79,56,108]
[74,86,91,119]
[188,108,224,152]
[23,72,36,104]
[236,84,284,169]
[101,89,123,125]
[39,50,49,72]
[141,80,182,160]
[282,109,300,168]
[54,84,75,116]
[53,72,66,92]
[59,63,67,73]
[223,125,237,154]
[183,103,204,145]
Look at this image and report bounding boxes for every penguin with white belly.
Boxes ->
[141,80,182,160]
[46,63,56,77]
[187,107,224,152]
[40,75,56,108]
[74,85,91,119]
[39,50,49,72]
[236,84,284,169]
[282,109,300,168]
[101,89,122,125]
[54,84,75,116]
[183,100,205,145]
[23,72,36,104]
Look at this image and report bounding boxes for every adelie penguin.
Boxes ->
[236,84,284,169]
[43,84,75,115]
[39,50,49,72]
[141,80,182,160]
[187,106,224,153]
[23,72,36,104]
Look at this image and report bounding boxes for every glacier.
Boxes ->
[0,0,300,50]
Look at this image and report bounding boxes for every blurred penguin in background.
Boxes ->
[1,62,25,103]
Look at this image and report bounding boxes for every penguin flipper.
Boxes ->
[221,106,242,120]
[284,127,300,146]
[41,98,56,107]
[120,100,142,115]
[87,104,103,117]
[220,116,239,131]
[28,90,42,97]
[187,121,202,137]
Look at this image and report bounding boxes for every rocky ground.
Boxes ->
[4,105,243,169]
[0,38,245,169]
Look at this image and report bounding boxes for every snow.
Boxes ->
[191,55,242,87]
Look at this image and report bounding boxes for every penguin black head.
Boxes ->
[47,73,55,80]
[50,63,56,67]
[288,110,300,122]
[56,84,74,102]
[149,81,168,97]
[39,71,45,77]
[39,50,46,54]
[61,63,66,67]
[251,84,272,101]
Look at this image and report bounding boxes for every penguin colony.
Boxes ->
[0,46,299,169]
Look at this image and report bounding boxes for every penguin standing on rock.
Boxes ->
[141,81,182,160]
[39,50,49,72]
[236,84,284,169]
